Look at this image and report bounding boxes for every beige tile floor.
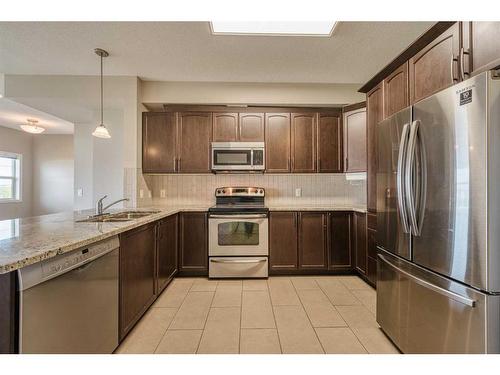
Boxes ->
[115,275,399,354]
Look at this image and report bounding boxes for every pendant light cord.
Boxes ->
[100,54,103,126]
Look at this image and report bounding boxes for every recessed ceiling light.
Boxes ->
[20,118,45,134]
[210,21,337,36]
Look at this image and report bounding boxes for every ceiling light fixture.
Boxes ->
[210,21,337,36]
[92,48,111,139]
[20,118,45,134]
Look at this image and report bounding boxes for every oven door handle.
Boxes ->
[210,258,267,264]
[209,214,268,219]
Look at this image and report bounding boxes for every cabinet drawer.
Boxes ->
[209,257,268,278]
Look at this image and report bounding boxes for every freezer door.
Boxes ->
[377,250,499,353]
[411,73,489,290]
[376,108,412,260]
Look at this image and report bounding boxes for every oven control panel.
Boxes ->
[215,187,265,197]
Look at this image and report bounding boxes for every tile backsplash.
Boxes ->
[125,169,366,208]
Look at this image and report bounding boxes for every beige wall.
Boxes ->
[32,135,74,216]
[141,80,364,108]
[0,126,33,220]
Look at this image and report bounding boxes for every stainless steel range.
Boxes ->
[208,187,269,278]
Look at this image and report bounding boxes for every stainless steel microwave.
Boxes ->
[211,142,265,171]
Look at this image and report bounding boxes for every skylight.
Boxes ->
[210,21,337,36]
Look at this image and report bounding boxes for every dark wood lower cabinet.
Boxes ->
[119,223,157,339]
[298,212,327,270]
[178,212,208,275]
[0,271,17,354]
[156,214,178,293]
[329,212,352,271]
[367,256,377,287]
[354,212,367,275]
[269,212,298,272]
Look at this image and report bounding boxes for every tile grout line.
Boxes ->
[195,284,217,354]
[238,283,243,354]
[268,278,284,354]
[152,278,194,353]
[290,277,326,354]
[314,277,349,327]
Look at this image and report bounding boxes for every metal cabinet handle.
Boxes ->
[397,123,411,233]
[210,259,266,264]
[450,54,459,83]
[459,47,470,81]
[378,254,476,307]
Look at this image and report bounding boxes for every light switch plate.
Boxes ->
[295,188,302,197]
[160,189,166,198]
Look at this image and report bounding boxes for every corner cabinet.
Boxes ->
[142,112,177,173]
[329,212,352,271]
[119,223,157,339]
[178,212,208,275]
[156,214,178,293]
[317,114,343,173]
[343,107,366,173]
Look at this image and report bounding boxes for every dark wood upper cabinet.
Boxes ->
[213,113,238,142]
[265,113,291,173]
[384,62,409,118]
[409,23,460,104]
[329,212,352,271]
[317,114,342,173]
[467,22,500,76]
[353,212,367,275]
[239,113,264,142]
[343,107,367,173]
[269,211,298,272]
[178,112,212,173]
[291,113,317,173]
[179,212,208,275]
[156,214,178,294]
[298,212,327,270]
[366,82,384,213]
[142,112,177,173]
[119,223,156,339]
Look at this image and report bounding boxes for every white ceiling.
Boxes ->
[0,98,74,134]
[0,21,434,84]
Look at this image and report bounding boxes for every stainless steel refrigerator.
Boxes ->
[376,70,500,354]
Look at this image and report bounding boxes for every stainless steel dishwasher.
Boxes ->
[17,236,119,354]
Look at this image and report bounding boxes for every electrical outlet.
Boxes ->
[77,188,83,197]
[139,189,144,199]
[295,188,302,197]
[160,189,166,198]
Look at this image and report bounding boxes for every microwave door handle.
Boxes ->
[405,120,420,236]
[397,123,411,233]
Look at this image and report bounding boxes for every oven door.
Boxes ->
[209,214,268,256]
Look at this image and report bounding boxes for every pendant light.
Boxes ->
[92,48,111,139]
[20,118,45,134]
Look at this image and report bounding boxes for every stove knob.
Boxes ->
[222,189,226,194]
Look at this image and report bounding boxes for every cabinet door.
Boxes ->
[317,114,342,173]
[298,212,327,270]
[468,22,500,76]
[142,112,177,173]
[354,213,367,275]
[269,212,298,272]
[366,82,384,213]
[409,23,460,104]
[178,112,212,173]
[179,212,208,275]
[344,108,367,173]
[329,212,352,270]
[213,113,238,142]
[291,113,317,173]
[384,62,409,118]
[119,223,156,339]
[157,214,178,293]
[265,113,291,173]
[367,256,377,287]
[239,113,264,142]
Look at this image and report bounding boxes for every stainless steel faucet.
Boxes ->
[95,195,130,215]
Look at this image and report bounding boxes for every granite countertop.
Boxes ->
[0,203,366,274]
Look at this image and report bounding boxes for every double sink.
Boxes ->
[77,210,160,223]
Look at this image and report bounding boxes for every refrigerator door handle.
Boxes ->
[405,120,420,236]
[397,123,411,233]
[378,254,476,307]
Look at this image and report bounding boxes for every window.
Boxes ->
[0,152,22,202]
